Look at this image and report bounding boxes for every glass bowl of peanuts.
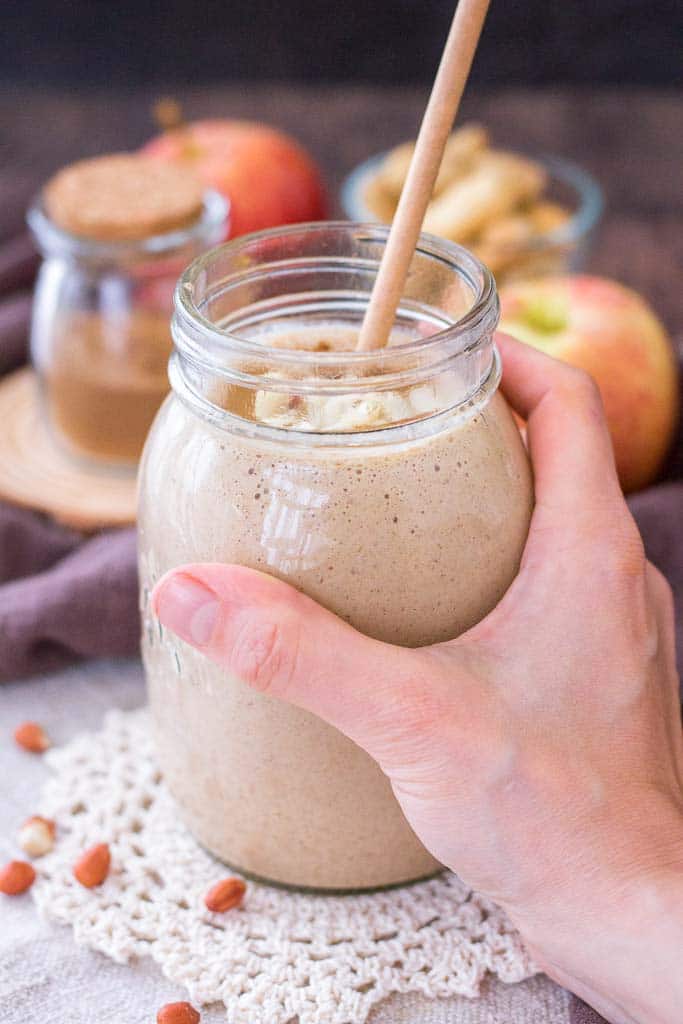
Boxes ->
[341,124,603,285]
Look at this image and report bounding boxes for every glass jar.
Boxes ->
[27,190,228,468]
[138,222,534,892]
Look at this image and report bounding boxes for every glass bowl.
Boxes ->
[340,151,603,285]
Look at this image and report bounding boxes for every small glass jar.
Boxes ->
[27,190,228,468]
[138,222,534,891]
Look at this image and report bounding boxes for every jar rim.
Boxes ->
[26,188,229,260]
[167,343,503,449]
[173,221,499,372]
[170,222,501,441]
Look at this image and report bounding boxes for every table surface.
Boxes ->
[2,84,681,1023]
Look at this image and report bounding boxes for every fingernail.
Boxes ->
[153,573,219,648]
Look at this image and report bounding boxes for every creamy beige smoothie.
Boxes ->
[139,318,533,890]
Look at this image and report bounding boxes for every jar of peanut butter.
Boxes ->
[139,223,534,891]
[28,154,228,467]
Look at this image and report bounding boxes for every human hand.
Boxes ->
[153,334,683,1024]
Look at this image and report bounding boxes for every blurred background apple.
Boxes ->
[142,118,328,239]
[500,275,679,493]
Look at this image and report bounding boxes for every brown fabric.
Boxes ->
[568,999,608,1024]
[0,233,40,298]
[629,482,683,680]
[0,291,32,374]
[0,506,138,679]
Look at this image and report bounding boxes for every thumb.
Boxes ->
[151,563,436,759]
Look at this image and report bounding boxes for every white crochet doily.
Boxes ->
[33,709,535,1024]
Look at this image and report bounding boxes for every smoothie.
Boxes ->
[139,321,533,890]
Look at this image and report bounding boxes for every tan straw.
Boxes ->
[356,0,491,351]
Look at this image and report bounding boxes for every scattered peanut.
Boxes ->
[156,1001,201,1024]
[204,876,246,913]
[0,860,36,895]
[13,721,51,753]
[18,816,56,857]
[73,843,111,888]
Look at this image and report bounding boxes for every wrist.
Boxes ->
[511,798,683,1024]
[510,788,683,925]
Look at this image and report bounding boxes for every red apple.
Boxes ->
[499,275,679,493]
[142,119,328,239]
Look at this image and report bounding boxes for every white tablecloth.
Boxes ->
[0,659,573,1023]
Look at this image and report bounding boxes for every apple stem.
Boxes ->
[152,97,185,133]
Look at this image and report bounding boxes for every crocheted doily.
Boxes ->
[33,709,535,1024]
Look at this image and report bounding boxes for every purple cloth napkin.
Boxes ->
[631,484,683,686]
[569,999,608,1023]
[0,503,138,680]
[0,234,40,301]
[0,291,33,375]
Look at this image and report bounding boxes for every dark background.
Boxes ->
[3,0,681,88]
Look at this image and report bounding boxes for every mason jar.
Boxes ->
[27,189,228,467]
[138,222,534,891]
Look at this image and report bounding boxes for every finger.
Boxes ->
[496,332,623,513]
[151,563,439,759]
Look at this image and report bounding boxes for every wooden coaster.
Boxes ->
[0,368,137,531]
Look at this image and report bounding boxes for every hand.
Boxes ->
[153,334,683,1024]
